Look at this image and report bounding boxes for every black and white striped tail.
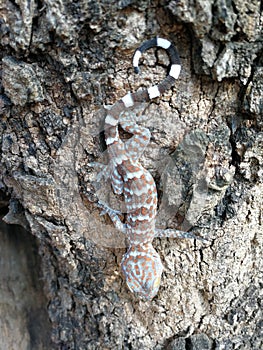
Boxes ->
[132,37,181,76]
[104,38,181,140]
[121,37,181,108]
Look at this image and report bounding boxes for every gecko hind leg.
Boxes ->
[88,161,109,182]
[87,161,106,170]
[88,161,124,194]
[111,167,124,195]
[88,160,121,187]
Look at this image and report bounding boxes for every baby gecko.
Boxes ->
[92,37,200,300]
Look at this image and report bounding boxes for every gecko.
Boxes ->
[92,37,201,300]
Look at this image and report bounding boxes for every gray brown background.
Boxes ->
[0,0,262,349]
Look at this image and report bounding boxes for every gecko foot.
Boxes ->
[97,200,122,216]
[88,162,110,183]
[97,200,126,233]
[87,161,105,170]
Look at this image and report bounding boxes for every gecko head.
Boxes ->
[121,243,164,300]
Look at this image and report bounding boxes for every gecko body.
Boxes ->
[93,38,198,300]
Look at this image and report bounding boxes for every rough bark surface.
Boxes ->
[0,217,52,350]
[0,0,262,349]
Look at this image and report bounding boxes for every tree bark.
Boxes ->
[0,0,262,349]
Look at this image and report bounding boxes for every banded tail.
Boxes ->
[104,38,181,149]
[122,37,181,106]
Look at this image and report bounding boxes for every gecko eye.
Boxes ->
[142,274,162,300]
[152,276,161,290]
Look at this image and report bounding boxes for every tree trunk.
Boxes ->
[0,0,262,349]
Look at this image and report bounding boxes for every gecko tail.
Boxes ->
[132,37,181,78]
[123,37,182,105]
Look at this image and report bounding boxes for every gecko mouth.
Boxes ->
[136,289,158,301]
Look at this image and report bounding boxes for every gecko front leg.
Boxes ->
[97,200,127,234]
[155,228,208,242]
[89,161,126,233]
